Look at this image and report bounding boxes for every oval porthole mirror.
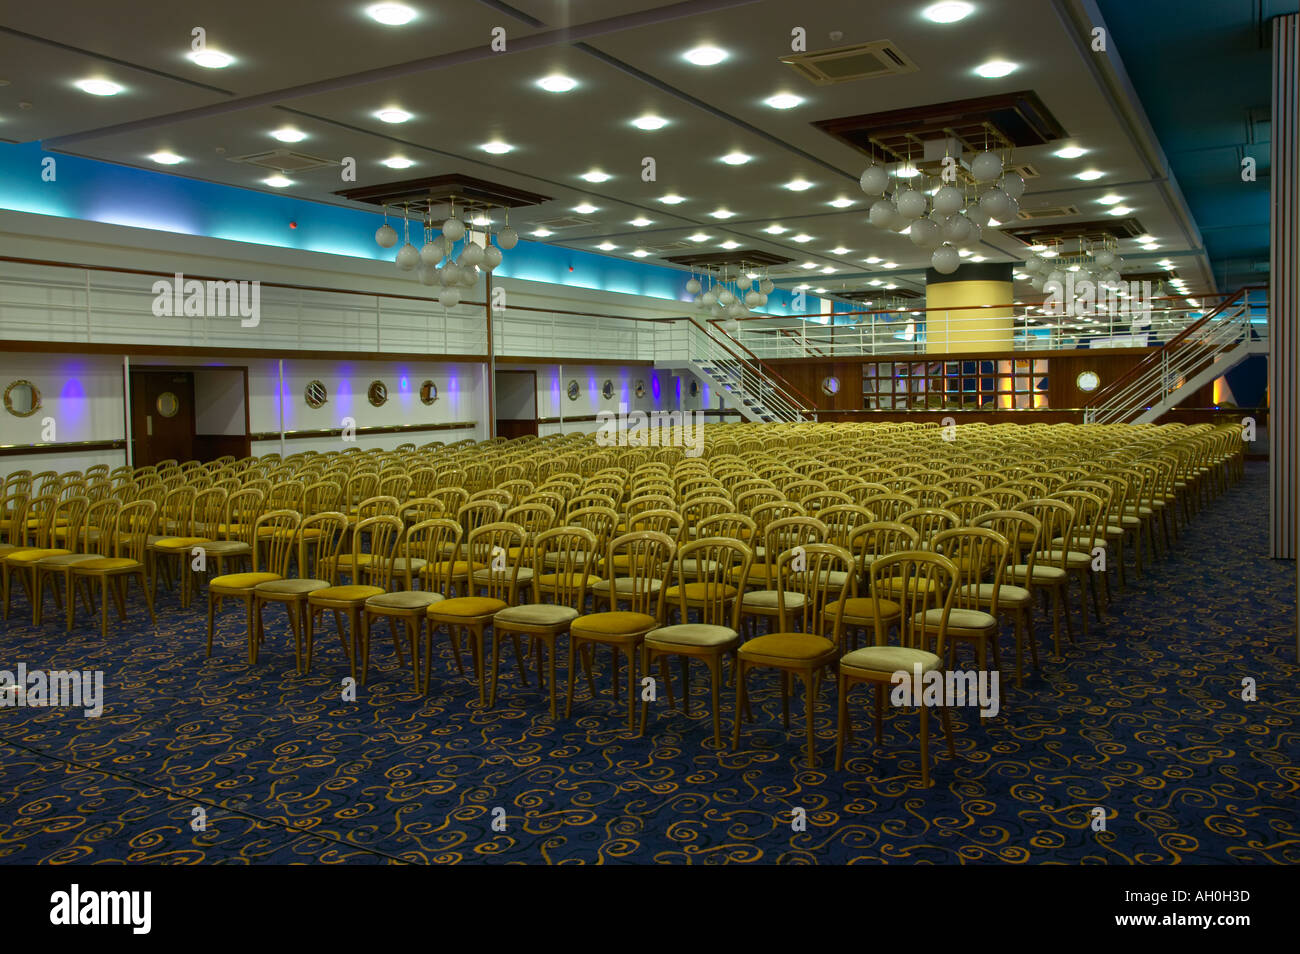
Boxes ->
[601,379,615,400]
[688,379,700,398]
[634,380,646,399]
[1076,370,1100,393]
[155,392,180,418]
[419,380,438,405]
[567,380,580,401]
[4,380,41,418]
[822,376,841,396]
[304,380,328,409]
[367,380,388,407]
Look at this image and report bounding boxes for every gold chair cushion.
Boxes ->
[1007,563,1067,584]
[920,607,998,631]
[739,632,834,661]
[841,645,941,675]
[366,591,445,610]
[741,590,804,610]
[201,540,252,556]
[309,584,384,602]
[963,583,1032,607]
[390,556,429,573]
[256,578,331,596]
[420,560,482,578]
[152,536,211,552]
[571,611,658,637]
[645,623,738,648]
[72,557,141,572]
[591,577,662,595]
[36,553,102,567]
[428,596,507,618]
[212,572,282,590]
[825,597,902,621]
[470,567,534,586]
[665,582,738,602]
[536,572,601,589]
[6,548,70,565]
[495,604,579,627]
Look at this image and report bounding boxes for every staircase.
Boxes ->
[658,318,811,423]
[1083,287,1267,424]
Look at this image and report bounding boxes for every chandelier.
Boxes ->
[685,265,777,331]
[1022,237,1125,294]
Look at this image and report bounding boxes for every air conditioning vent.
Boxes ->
[230,148,336,172]
[1017,205,1080,220]
[781,40,918,86]
[532,216,595,230]
[1007,163,1040,179]
[644,240,695,252]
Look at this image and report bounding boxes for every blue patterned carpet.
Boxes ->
[1,462,1296,864]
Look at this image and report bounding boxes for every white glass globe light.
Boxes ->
[940,213,972,245]
[970,150,1004,183]
[395,243,419,271]
[933,185,964,215]
[441,262,462,286]
[1094,250,1116,267]
[745,290,762,306]
[979,188,1012,221]
[460,265,480,287]
[701,289,718,307]
[1002,172,1025,199]
[896,189,928,220]
[759,279,775,294]
[1047,269,1066,286]
[460,241,485,267]
[483,244,503,270]
[859,165,889,195]
[420,239,445,266]
[737,276,752,291]
[439,287,461,309]
[496,225,519,250]
[375,223,398,248]
[909,218,941,248]
[869,198,896,228]
[964,222,983,246]
[932,245,960,274]
[441,216,466,242]
[685,278,702,295]
[419,264,437,286]
[717,288,734,305]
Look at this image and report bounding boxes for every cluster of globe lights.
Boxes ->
[1021,239,1125,295]
[858,149,1024,274]
[685,269,777,332]
[374,203,519,309]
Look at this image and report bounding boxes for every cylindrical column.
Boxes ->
[925,262,1014,355]
[1270,13,1298,563]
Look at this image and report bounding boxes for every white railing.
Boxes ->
[672,319,807,422]
[1084,288,1267,424]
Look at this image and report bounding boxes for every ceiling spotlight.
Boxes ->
[1097,194,1123,205]
[865,256,882,264]
[763,225,787,234]
[1108,206,1133,215]
[629,217,653,227]
[1142,243,1160,251]
[581,170,612,182]
[532,228,553,237]
[481,141,513,154]
[263,175,292,188]
[187,49,234,69]
[684,45,728,66]
[366,3,417,25]
[573,203,599,214]
[382,156,415,169]
[923,1,975,22]
[829,197,855,208]
[764,93,804,109]
[802,262,818,270]
[791,234,813,243]
[1055,146,1087,159]
[721,152,752,165]
[271,127,306,143]
[882,262,898,269]
[784,178,813,191]
[894,164,920,178]
[884,283,898,289]
[720,240,741,249]
[659,194,686,204]
[537,74,578,93]
[709,208,736,219]
[1076,169,1104,180]
[597,242,618,251]
[632,115,668,130]
[149,151,183,165]
[821,267,836,274]
[375,107,412,123]
[869,279,883,286]
[689,233,710,242]
[75,78,124,96]
[631,249,650,258]
[975,60,1018,78]
[830,246,850,255]
[1029,243,1047,251]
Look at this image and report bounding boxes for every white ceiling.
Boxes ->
[0,0,1212,301]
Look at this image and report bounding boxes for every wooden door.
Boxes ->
[131,370,196,466]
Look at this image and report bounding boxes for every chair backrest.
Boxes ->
[113,499,159,563]
[412,518,463,595]
[604,530,675,617]
[505,502,556,541]
[674,537,752,629]
[465,521,527,601]
[932,526,1009,614]
[353,515,404,589]
[223,488,266,545]
[848,521,922,582]
[973,510,1041,581]
[296,511,347,583]
[251,509,301,575]
[1019,498,1076,570]
[944,495,997,525]
[191,486,229,538]
[899,507,960,545]
[817,504,873,549]
[1054,489,1105,547]
[869,550,958,654]
[863,493,918,523]
[698,511,757,546]
[0,492,30,548]
[457,499,506,540]
[774,542,854,644]
[625,507,684,542]
[531,525,598,609]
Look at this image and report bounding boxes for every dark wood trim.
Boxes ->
[496,356,656,367]
[0,339,490,363]
[248,420,477,442]
[764,346,1159,366]
[0,439,125,458]
[537,409,740,425]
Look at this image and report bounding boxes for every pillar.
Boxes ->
[924,262,1014,355]
[1270,13,1297,561]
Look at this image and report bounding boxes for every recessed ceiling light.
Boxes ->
[792,234,813,243]
[882,262,898,269]
[187,49,234,69]
[971,255,986,262]
[720,152,752,165]
[149,151,183,165]
[763,225,787,234]
[802,262,818,270]
[923,1,975,22]
[764,93,803,109]
[1055,146,1087,159]
[958,249,972,258]
[684,45,728,66]
[709,208,736,219]
[720,240,741,250]
[1029,243,1047,252]
[784,178,813,191]
[631,249,650,258]
[532,228,553,237]
[573,203,599,214]
[884,283,898,289]
[366,3,417,25]
[659,194,686,204]
[894,165,920,178]
[472,215,492,227]
[75,78,123,96]
[537,74,578,93]
[865,256,882,264]
[382,156,415,169]
[581,170,611,183]
[796,284,812,291]
[632,115,668,131]
[830,247,850,255]
[814,288,828,294]
[1097,194,1123,205]
[1108,206,1133,216]
[869,279,883,286]
[1076,169,1104,181]
[689,233,710,242]
[1041,250,1058,258]
[1142,243,1160,251]
[597,242,618,251]
[271,127,306,143]
[481,140,513,154]
[829,197,855,208]
[821,267,836,274]
[975,60,1018,78]
[629,217,652,227]
[375,107,412,123]
[263,175,292,188]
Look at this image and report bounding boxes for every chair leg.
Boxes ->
[100,577,110,640]
[565,636,579,719]
[781,671,790,730]
[939,705,956,758]
[803,670,818,770]
[547,635,559,720]
[874,681,884,745]
[835,671,849,770]
[732,660,748,750]
[624,645,637,731]
[707,655,722,747]
[919,705,931,788]
[489,625,504,707]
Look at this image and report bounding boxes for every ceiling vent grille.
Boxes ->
[1008,162,1040,179]
[231,148,336,172]
[531,216,595,230]
[780,40,918,85]
[643,240,696,252]
[1017,205,1080,220]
